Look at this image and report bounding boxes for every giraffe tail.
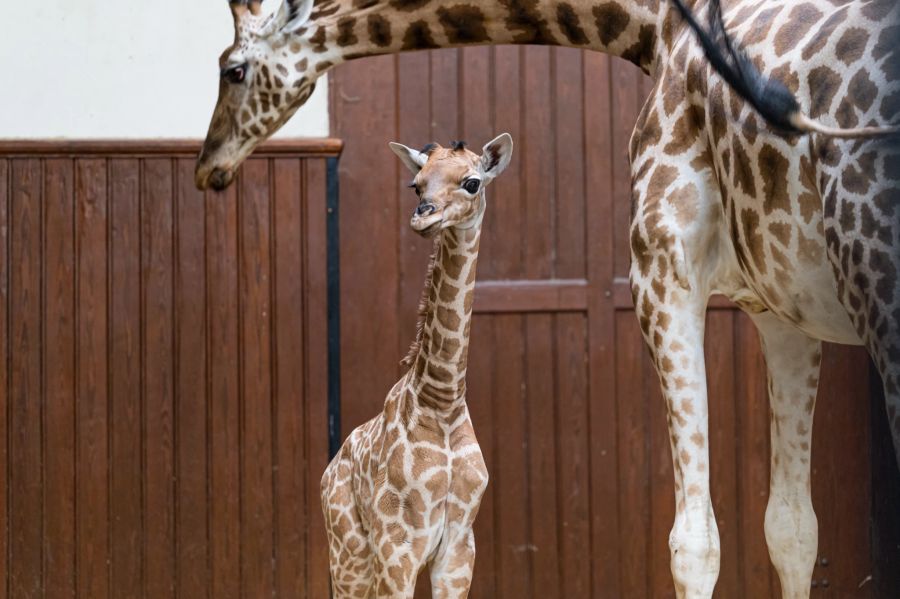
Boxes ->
[669,0,900,140]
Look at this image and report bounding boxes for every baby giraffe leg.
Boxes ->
[429,527,476,599]
[371,537,425,599]
[321,455,375,598]
[751,312,820,599]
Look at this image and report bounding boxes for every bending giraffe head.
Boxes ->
[389,134,514,237]
[195,0,321,190]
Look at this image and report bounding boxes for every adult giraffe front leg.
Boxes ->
[751,312,820,599]
[631,284,719,597]
[629,144,727,596]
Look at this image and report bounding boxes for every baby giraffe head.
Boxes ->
[389,134,514,237]
[195,0,321,191]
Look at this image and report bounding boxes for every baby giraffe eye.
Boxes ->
[221,62,248,84]
[462,178,480,194]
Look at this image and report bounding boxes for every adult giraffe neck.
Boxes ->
[299,0,666,76]
[407,222,482,412]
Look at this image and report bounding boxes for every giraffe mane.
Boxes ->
[400,236,442,368]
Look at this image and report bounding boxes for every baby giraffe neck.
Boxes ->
[408,224,481,412]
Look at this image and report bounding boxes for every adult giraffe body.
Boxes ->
[196,1,900,597]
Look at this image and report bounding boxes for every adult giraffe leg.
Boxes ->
[632,279,719,597]
[751,312,820,599]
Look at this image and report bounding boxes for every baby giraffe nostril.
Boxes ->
[416,203,436,216]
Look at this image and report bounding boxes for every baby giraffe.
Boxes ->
[321,133,514,598]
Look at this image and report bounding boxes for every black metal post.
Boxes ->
[326,157,342,461]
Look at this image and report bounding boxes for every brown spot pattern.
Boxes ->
[557,3,589,45]
[592,2,630,45]
[437,5,490,44]
[835,27,868,65]
[402,20,439,50]
[368,14,393,47]
[808,66,842,119]
[759,144,790,214]
[773,4,823,56]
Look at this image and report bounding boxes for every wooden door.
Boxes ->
[330,49,876,598]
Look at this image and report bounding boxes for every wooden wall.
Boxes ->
[0,140,338,599]
[331,48,875,598]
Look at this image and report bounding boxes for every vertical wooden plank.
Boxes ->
[429,48,460,143]
[734,314,774,597]
[811,344,871,597]
[207,181,241,599]
[304,159,331,598]
[616,313,649,598]
[555,314,591,598]
[75,158,109,599]
[553,47,586,280]
[142,158,175,599]
[238,158,274,599]
[175,158,209,599]
[43,158,76,599]
[584,51,621,597]
[331,56,400,430]
[272,158,306,598]
[8,159,43,599]
[525,314,559,598]
[492,315,530,599]
[0,158,8,599]
[488,46,523,280]
[108,158,143,599]
[522,46,554,281]
[705,310,738,596]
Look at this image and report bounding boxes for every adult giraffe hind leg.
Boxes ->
[751,312,820,599]
[819,138,900,466]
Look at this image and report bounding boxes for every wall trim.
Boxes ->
[0,138,344,157]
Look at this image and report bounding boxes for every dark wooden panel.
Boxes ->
[174,157,209,598]
[0,159,9,599]
[272,158,307,598]
[239,158,275,599]
[43,158,76,598]
[733,315,778,597]
[473,280,587,313]
[207,177,242,599]
[75,158,109,599]
[9,159,43,599]
[303,158,333,598]
[108,158,143,599]
[0,142,335,599]
[143,158,176,599]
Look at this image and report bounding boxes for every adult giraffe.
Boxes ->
[195,0,899,597]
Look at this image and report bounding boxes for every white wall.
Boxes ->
[1,1,329,139]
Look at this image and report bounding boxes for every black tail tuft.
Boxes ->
[669,0,802,134]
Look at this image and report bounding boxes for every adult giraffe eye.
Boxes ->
[463,179,480,194]
[221,62,248,84]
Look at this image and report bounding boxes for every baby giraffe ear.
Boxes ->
[480,133,514,181]
[389,142,429,174]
